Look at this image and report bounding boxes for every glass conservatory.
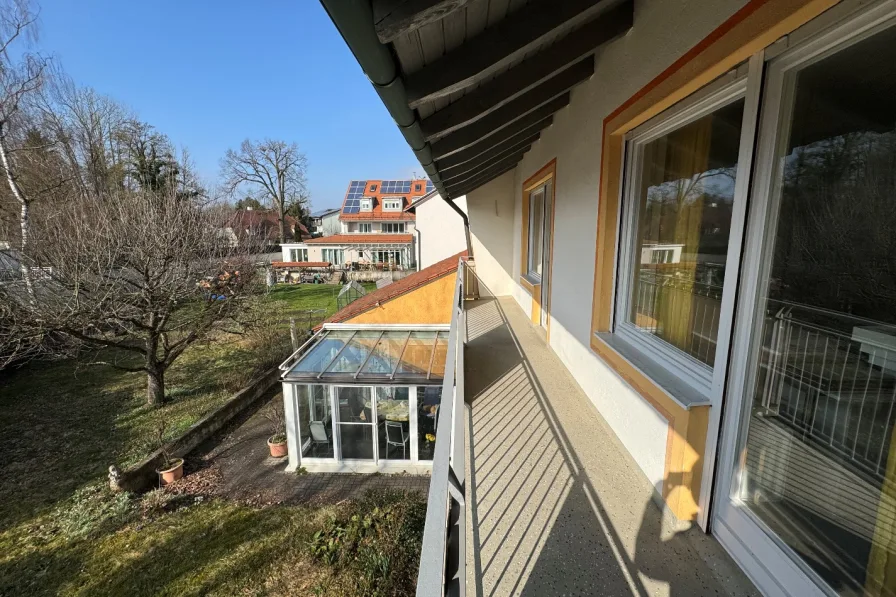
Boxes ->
[279,325,449,473]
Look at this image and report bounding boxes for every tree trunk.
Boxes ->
[278,199,286,245]
[147,363,165,406]
[146,332,165,406]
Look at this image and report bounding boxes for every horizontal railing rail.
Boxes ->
[417,257,467,597]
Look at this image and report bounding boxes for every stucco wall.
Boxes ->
[346,273,455,325]
[415,194,468,269]
[467,171,517,297]
[464,0,750,494]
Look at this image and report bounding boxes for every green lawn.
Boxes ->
[0,283,420,596]
[265,282,377,327]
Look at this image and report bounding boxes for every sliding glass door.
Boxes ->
[714,6,896,595]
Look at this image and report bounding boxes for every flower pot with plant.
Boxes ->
[153,422,184,486]
[264,403,288,458]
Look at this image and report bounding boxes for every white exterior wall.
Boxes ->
[466,0,750,488]
[414,194,468,269]
[343,220,416,234]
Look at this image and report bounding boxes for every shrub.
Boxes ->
[308,490,427,597]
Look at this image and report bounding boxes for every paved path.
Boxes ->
[463,297,757,597]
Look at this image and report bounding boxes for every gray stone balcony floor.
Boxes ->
[463,296,757,596]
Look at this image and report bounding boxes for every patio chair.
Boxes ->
[384,420,409,459]
[309,421,330,447]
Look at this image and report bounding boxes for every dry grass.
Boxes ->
[0,284,423,596]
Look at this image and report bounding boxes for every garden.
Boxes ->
[0,282,422,597]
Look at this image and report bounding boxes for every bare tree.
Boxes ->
[0,0,47,302]
[220,139,308,243]
[0,187,261,405]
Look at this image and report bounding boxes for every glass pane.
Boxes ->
[430,335,448,380]
[290,331,355,374]
[336,386,373,460]
[628,97,745,367]
[396,331,437,377]
[376,387,410,461]
[528,188,544,275]
[418,387,441,461]
[323,331,381,375]
[736,25,896,596]
[359,331,410,376]
[297,385,333,459]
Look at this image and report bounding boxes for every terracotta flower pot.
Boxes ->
[157,458,184,486]
[268,436,288,458]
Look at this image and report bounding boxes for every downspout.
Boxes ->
[318,0,473,259]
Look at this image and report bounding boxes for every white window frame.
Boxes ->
[525,183,548,282]
[358,223,372,233]
[360,198,372,212]
[612,70,754,399]
[322,248,344,266]
[382,198,402,211]
[382,222,405,234]
[712,4,896,595]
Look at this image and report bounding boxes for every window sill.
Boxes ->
[594,332,711,411]
[519,274,541,294]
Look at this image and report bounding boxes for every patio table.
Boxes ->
[365,398,409,422]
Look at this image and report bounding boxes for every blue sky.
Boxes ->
[35,0,422,211]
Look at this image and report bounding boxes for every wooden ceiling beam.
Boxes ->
[422,56,593,142]
[405,0,608,108]
[442,146,531,186]
[439,133,539,180]
[420,1,632,138]
[435,122,548,170]
[373,0,477,44]
[446,163,518,198]
[431,93,568,159]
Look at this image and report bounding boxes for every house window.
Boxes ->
[322,249,343,266]
[369,184,377,192]
[383,198,401,211]
[415,184,422,192]
[614,80,747,390]
[372,250,402,265]
[359,223,372,233]
[289,248,308,262]
[360,198,372,212]
[526,185,547,280]
[382,222,405,234]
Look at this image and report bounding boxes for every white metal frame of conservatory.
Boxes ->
[278,324,449,474]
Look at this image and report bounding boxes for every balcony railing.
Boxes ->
[416,257,469,597]
[759,300,896,482]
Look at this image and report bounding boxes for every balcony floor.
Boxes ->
[463,296,757,596]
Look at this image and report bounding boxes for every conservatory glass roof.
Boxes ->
[281,327,449,384]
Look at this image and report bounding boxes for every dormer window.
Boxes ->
[415,184,422,192]
[383,198,401,211]
[369,184,377,192]
[360,198,372,212]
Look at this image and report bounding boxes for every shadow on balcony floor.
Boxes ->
[463,296,757,597]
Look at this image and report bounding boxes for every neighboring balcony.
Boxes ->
[418,259,756,596]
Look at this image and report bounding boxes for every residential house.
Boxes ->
[282,179,435,271]
[223,208,309,252]
[309,207,341,237]
[406,191,469,269]
[322,0,896,595]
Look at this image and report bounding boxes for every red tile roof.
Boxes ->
[316,251,465,329]
[229,209,309,239]
[339,179,432,222]
[271,261,331,268]
[305,234,413,245]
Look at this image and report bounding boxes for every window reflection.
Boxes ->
[738,23,896,596]
[418,387,441,461]
[629,99,744,366]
